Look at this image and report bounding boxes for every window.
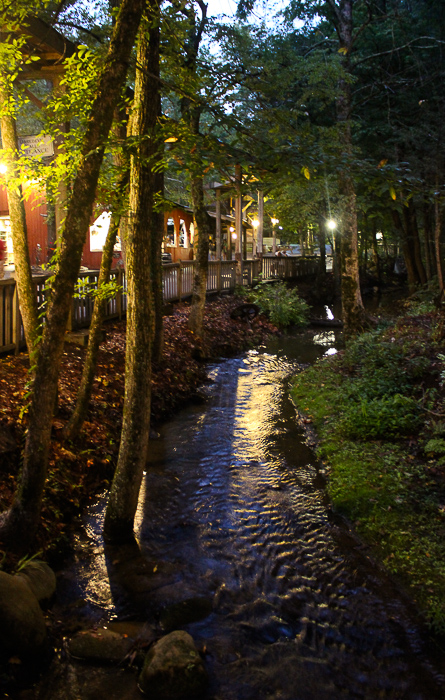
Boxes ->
[89,212,121,252]
[166,217,175,246]
[0,217,13,263]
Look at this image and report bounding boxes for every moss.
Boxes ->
[291,317,445,634]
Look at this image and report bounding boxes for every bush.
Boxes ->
[248,281,309,327]
[340,393,422,439]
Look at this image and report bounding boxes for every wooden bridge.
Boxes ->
[0,255,321,354]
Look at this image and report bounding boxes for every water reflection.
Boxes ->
[55,326,444,700]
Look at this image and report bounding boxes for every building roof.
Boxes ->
[16,16,77,78]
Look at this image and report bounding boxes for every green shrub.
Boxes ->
[340,393,421,439]
[248,281,309,327]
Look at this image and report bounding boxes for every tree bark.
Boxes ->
[0,91,40,355]
[188,170,211,336]
[370,219,381,285]
[335,0,368,334]
[0,0,144,551]
[63,172,129,442]
[104,8,160,542]
[403,200,427,285]
[148,17,164,364]
[391,209,420,291]
[434,198,444,293]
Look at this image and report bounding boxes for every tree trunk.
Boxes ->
[0,92,39,355]
[335,0,367,334]
[0,0,144,551]
[63,173,128,441]
[188,170,211,336]
[152,169,165,363]
[404,200,427,285]
[148,17,164,364]
[370,219,381,285]
[423,202,433,281]
[434,198,444,293]
[391,209,420,291]
[316,216,326,279]
[104,9,160,543]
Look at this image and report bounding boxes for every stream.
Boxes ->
[50,316,445,700]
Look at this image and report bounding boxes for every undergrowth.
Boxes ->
[291,313,445,633]
[240,280,310,327]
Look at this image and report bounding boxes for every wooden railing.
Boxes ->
[0,255,321,354]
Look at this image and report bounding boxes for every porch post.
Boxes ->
[216,187,222,259]
[257,190,264,258]
[235,164,243,284]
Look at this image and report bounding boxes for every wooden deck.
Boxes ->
[0,255,322,354]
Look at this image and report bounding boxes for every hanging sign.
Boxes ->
[18,135,54,158]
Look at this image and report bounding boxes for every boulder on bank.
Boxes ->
[0,570,47,660]
[138,630,208,699]
[16,561,57,605]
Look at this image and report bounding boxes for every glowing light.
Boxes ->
[271,217,279,226]
[326,219,336,230]
[0,164,7,175]
[231,232,237,239]
[251,218,259,228]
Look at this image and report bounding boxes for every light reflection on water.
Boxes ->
[55,323,445,700]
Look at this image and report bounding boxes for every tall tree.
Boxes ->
[0,0,144,551]
[0,4,45,356]
[179,0,212,337]
[104,3,161,542]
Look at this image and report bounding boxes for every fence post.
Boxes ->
[178,261,183,302]
[217,259,222,292]
[12,282,21,354]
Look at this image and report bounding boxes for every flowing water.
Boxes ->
[54,319,445,699]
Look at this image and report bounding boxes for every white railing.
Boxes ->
[0,255,321,354]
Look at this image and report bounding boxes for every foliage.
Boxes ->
[291,309,445,632]
[246,281,310,327]
[340,394,421,439]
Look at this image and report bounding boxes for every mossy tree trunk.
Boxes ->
[152,168,165,363]
[335,0,368,334]
[104,7,161,542]
[188,165,211,336]
[0,90,39,355]
[0,0,144,551]
[63,174,129,442]
[149,17,164,364]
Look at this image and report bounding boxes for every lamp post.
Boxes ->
[271,217,279,254]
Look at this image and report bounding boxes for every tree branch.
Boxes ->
[353,36,445,67]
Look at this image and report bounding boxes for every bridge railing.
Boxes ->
[0,254,322,353]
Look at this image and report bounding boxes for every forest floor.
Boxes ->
[0,295,279,569]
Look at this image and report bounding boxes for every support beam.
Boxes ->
[257,190,264,258]
[215,187,221,259]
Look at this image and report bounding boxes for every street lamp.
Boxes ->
[271,217,279,254]
[326,219,336,230]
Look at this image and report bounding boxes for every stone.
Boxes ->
[138,630,208,699]
[159,596,213,632]
[0,570,47,661]
[16,561,57,605]
[67,628,135,664]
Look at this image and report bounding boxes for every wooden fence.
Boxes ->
[0,255,321,354]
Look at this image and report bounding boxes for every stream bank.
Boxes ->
[27,318,445,699]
